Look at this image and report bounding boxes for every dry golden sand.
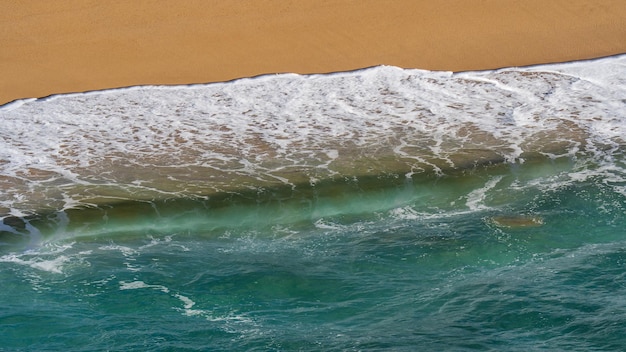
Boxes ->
[1,0,625,105]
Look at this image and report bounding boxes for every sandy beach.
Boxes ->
[1,0,625,105]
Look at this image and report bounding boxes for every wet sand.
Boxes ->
[1,0,625,105]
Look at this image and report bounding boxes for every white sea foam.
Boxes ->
[119,280,170,293]
[99,244,138,256]
[0,55,624,215]
[118,280,212,318]
[0,253,68,274]
[465,176,505,211]
[0,242,79,273]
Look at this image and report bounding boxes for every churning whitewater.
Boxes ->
[1,55,624,219]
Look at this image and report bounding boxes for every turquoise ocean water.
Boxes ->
[1,55,625,350]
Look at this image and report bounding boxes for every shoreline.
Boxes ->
[2,0,626,105]
[2,53,624,109]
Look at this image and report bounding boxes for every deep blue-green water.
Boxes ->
[2,158,626,351]
[1,56,625,350]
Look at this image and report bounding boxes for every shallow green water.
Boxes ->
[2,156,625,351]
